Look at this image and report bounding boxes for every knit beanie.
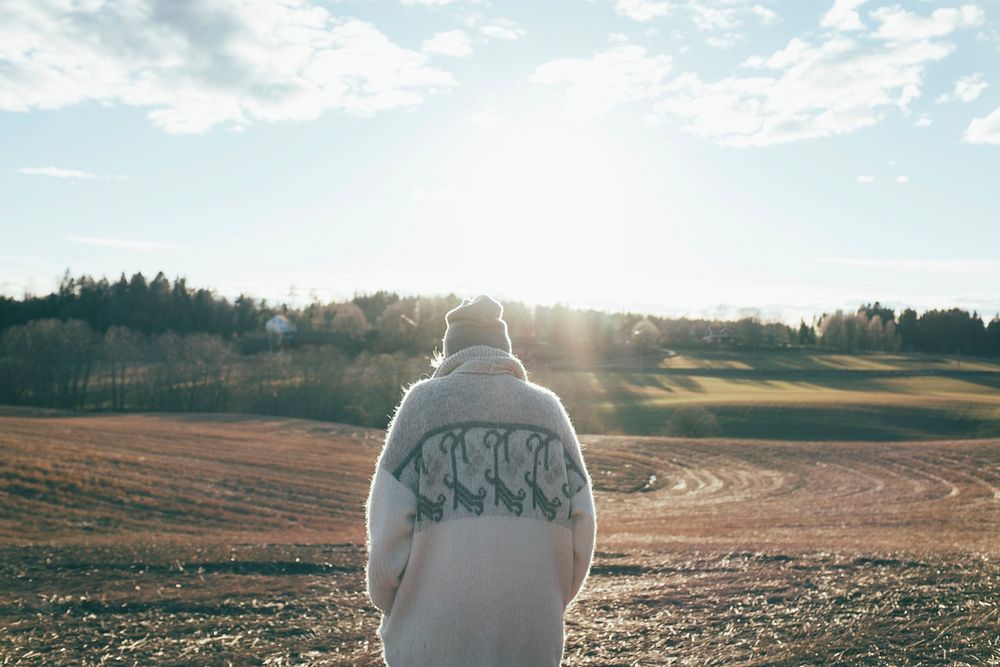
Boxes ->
[442,294,512,357]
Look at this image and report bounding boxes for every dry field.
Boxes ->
[1,411,998,665]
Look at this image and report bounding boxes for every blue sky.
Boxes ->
[1,0,998,325]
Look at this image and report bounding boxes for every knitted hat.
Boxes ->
[442,294,512,357]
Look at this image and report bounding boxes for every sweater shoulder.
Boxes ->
[522,379,566,410]
[378,378,433,469]
[522,381,587,470]
[422,374,569,424]
[395,377,434,412]
[523,380,575,430]
[384,374,580,462]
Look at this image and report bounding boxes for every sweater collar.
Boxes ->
[431,344,527,381]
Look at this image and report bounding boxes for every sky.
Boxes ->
[1,0,999,325]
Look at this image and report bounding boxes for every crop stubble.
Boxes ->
[0,413,997,665]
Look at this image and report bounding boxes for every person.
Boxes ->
[365,294,597,666]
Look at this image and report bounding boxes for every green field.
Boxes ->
[660,349,1000,372]
[542,350,1000,440]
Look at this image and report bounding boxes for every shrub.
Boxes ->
[666,405,720,438]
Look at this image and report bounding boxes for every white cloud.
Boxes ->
[895,175,909,184]
[530,43,673,117]
[752,5,779,26]
[764,38,812,68]
[656,38,953,146]
[614,0,769,43]
[400,0,464,5]
[690,6,741,32]
[421,30,473,57]
[913,114,932,127]
[656,73,773,143]
[706,33,743,50]
[67,236,170,251]
[857,174,875,183]
[821,0,870,32]
[16,166,127,180]
[935,73,988,103]
[614,0,671,22]
[871,4,984,42]
[963,106,1000,144]
[0,1,455,134]
[478,18,525,40]
[978,26,1000,48]
[652,5,978,147]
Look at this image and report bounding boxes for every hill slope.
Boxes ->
[1,411,996,552]
[1,412,998,665]
[0,412,381,544]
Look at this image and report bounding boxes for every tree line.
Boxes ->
[1,272,999,429]
[0,317,424,427]
[817,302,1000,355]
[0,272,268,338]
[2,272,998,357]
[2,271,809,357]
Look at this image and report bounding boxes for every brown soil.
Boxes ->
[1,412,997,665]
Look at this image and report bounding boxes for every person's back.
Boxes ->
[366,296,597,667]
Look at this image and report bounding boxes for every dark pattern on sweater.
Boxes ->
[483,428,526,516]
[390,422,587,530]
[417,493,445,522]
[440,428,487,515]
[523,432,562,520]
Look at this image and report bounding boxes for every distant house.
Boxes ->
[265,315,297,342]
[702,326,735,345]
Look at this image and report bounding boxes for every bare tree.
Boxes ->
[630,319,660,371]
[330,302,369,342]
[0,319,98,409]
[104,326,144,410]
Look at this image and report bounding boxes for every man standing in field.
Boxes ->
[365,295,597,666]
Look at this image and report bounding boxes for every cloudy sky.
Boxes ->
[1,0,998,324]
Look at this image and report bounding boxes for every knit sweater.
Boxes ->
[365,345,597,667]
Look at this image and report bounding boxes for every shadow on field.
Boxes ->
[586,368,1000,440]
[594,390,995,441]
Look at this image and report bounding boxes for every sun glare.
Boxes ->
[429,117,660,303]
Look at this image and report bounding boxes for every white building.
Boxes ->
[265,314,297,336]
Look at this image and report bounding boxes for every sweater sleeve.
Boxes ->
[554,397,597,607]
[568,464,596,605]
[365,386,422,615]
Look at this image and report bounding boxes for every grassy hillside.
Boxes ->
[4,348,998,441]
[659,349,1000,371]
[540,350,1000,440]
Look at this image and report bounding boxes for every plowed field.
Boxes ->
[1,412,997,665]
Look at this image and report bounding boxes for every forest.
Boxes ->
[1,271,998,429]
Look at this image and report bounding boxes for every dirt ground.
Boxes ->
[1,412,998,665]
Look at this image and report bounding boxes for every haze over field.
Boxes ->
[2,0,999,324]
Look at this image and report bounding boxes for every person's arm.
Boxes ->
[554,396,597,606]
[366,465,416,614]
[568,467,596,604]
[365,386,422,615]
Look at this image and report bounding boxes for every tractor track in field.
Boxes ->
[0,412,997,664]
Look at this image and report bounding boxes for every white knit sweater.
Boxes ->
[365,345,597,667]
